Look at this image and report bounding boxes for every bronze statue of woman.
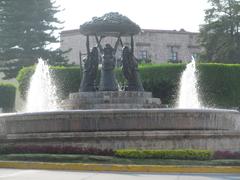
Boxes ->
[122,46,144,91]
[79,47,99,92]
[98,43,119,91]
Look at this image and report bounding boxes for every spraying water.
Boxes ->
[176,57,202,109]
[25,58,59,112]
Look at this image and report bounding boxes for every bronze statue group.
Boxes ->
[80,41,144,92]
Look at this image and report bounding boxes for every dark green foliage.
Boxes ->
[52,66,82,99]
[200,0,240,63]
[0,154,240,166]
[138,64,185,104]
[16,66,35,99]
[114,149,213,160]
[17,63,240,108]
[0,83,16,112]
[0,0,68,79]
[198,63,240,108]
[17,64,184,105]
[0,153,239,166]
[116,64,184,104]
[0,145,114,156]
[17,66,82,99]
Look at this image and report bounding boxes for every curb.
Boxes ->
[0,161,240,173]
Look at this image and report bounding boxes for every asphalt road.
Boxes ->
[0,169,239,180]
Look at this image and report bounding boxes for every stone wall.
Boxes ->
[60,29,202,65]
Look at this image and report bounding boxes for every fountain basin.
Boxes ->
[0,108,240,151]
[0,109,239,133]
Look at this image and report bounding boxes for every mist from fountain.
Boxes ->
[176,57,202,109]
[25,58,60,112]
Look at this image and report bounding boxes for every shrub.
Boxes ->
[17,66,82,100]
[52,66,82,99]
[139,64,184,104]
[213,151,240,159]
[0,83,16,112]
[17,64,184,105]
[114,149,213,160]
[17,63,240,108]
[0,145,114,156]
[198,63,240,108]
[16,66,34,99]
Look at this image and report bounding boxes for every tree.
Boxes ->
[0,0,68,79]
[199,0,240,63]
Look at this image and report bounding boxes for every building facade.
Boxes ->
[60,28,202,65]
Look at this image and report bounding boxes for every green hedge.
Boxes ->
[17,63,240,108]
[139,64,184,104]
[17,64,183,104]
[0,83,16,112]
[52,66,82,99]
[114,149,213,160]
[17,66,82,100]
[16,66,34,100]
[198,63,240,108]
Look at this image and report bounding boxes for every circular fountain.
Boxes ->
[0,108,240,151]
[0,12,240,151]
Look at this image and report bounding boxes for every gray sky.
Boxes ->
[56,0,210,32]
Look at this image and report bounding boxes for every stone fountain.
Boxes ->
[62,12,161,110]
[0,12,240,151]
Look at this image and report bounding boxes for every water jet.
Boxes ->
[177,57,202,108]
[25,58,60,112]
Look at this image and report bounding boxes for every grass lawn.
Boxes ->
[0,154,240,166]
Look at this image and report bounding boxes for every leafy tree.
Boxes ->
[200,0,240,63]
[0,0,68,79]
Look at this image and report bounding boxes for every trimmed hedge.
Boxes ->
[114,149,213,160]
[198,63,240,108]
[2,145,240,160]
[52,66,82,99]
[0,83,16,112]
[17,66,83,100]
[16,66,34,100]
[213,151,240,159]
[138,64,184,104]
[0,145,114,156]
[17,63,240,108]
[17,64,184,105]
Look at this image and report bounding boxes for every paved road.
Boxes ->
[0,169,239,180]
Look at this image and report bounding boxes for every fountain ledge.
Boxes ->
[0,108,240,151]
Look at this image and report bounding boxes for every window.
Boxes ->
[168,45,179,61]
[171,51,178,61]
[139,50,148,59]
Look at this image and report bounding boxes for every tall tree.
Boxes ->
[0,0,68,79]
[200,0,240,63]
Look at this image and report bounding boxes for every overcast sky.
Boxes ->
[55,0,210,32]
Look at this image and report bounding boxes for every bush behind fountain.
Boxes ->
[0,83,16,112]
[17,63,240,108]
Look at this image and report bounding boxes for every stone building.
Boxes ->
[60,28,202,65]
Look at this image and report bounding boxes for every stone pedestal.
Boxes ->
[61,91,161,110]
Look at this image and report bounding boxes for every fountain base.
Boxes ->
[4,130,240,151]
[1,109,240,151]
[61,91,162,109]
